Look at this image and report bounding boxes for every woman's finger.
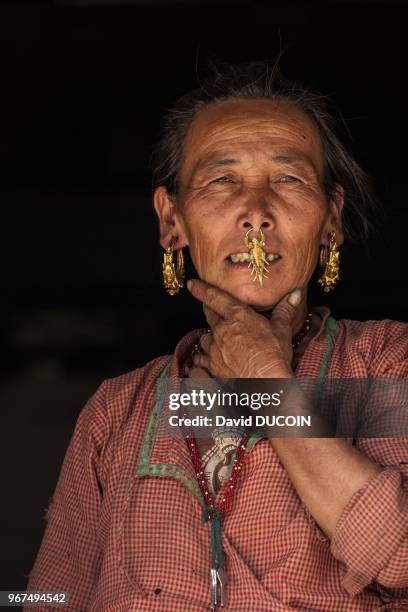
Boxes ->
[199,332,212,354]
[187,278,243,319]
[193,351,211,371]
[203,305,221,329]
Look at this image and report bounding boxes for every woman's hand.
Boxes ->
[187,279,303,379]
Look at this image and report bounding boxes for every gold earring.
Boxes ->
[318,232,340,293]
[162,237,185,295]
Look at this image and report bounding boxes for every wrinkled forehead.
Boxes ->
[180,98,325,182]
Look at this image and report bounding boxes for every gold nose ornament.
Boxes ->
[244,227,269,285]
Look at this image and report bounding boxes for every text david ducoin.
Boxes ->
[168,414,312,427]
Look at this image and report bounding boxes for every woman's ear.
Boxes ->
[153,186,189,249]
[321,185,345,246]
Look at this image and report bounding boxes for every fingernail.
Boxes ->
[187,280,193,291]
[288,289,302,307]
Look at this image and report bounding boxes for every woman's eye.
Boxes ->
[211,176,233,184]
[277,175,300,183]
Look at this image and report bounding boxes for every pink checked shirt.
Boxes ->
[25,308,408,611]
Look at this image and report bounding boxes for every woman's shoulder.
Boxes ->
[75,327,201,456]
[335,316,408,377]
[78,354,172,448]
[103,354,171,402]
[338,316,407,347]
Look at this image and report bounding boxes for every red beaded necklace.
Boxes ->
[185,432,249,517]
[179,311,313,608]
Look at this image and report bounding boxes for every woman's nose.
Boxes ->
[241,218,272,230]
[237,187,277,231]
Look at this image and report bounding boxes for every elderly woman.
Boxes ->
[25,62,407,611]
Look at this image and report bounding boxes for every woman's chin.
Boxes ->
[220,280,284,309]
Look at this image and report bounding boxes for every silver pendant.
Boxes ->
[210,567,228,609]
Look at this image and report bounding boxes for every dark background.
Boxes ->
[1,0,407,592]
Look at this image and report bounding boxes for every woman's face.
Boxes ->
[154,98,344,309]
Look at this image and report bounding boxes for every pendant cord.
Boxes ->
[203,507,225,571]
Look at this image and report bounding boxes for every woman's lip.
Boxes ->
[225,251,281,258]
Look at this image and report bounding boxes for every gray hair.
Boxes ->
[151,60,379,243]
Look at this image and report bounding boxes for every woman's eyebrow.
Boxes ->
[269,154,317,172]
[191,157,239,177]
[191,153,317,178]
